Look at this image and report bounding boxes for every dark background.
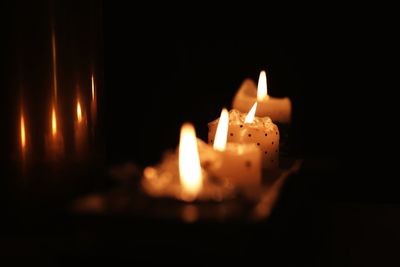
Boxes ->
[1,1,399,266]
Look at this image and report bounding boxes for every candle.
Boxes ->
[208,106,280,170]
[142,123,235,202]
[232,70,292,124]
[45,104,64,161]
[209,108,262,188]
[74,98,88,159]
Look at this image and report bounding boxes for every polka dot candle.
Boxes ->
[208,109,279,170]
[208,108,262,188]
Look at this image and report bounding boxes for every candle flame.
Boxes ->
[179,123,202,201]
[20,114,26,150]
[213,108,229,151]
[245,102,257,123]
[257,70,269,101]
[77,100,82,123]
[52,106,57,137]
[91,74,95,101]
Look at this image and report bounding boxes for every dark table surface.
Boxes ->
[1,157,399,267]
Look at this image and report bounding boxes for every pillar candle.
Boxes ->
[232,71,292,124]
[142,123,235,202]
[206,108,261,188]
[208,108,279,170]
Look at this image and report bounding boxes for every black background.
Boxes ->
[1,1,399,266]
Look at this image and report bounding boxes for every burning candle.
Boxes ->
[208,105,280,170]
[232,70,292,124]
[142,123,235,202]
[74,98,88,158]
[210,108,262,188]
[45,104,64,160]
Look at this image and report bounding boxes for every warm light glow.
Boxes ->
[257,70,269,101]
[20,114,26,150]
[245,102,258,123]
[91,74,95,101]
[77,100,82,123]
[51,106,57,137]
[213,108,228,151]
[179,123,202,200]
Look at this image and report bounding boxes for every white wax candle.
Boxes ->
[207,108,262,188]
[142,125,236,202]
[232,77,292,124]
[208,109,279,170]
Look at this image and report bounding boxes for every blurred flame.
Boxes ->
[51,106,57,137]
[245,102,257,123]
[257,70,269,101]
[179,123,202,201]
[20,114,26,150]
[91,74,95,101]
[213,108,228,151]
[77,100,82,123]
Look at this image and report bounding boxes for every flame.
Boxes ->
[91,74,95,101]
[51,106,57,137]
[20,114,26,150]
[257,70,269,101]
[179,123,202,201]
[245,102,258,123]
[77,100,82,123]
[213,108,228,151]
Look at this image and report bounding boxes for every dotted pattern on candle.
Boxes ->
[208,109,279,170]
[228,125,279,170]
